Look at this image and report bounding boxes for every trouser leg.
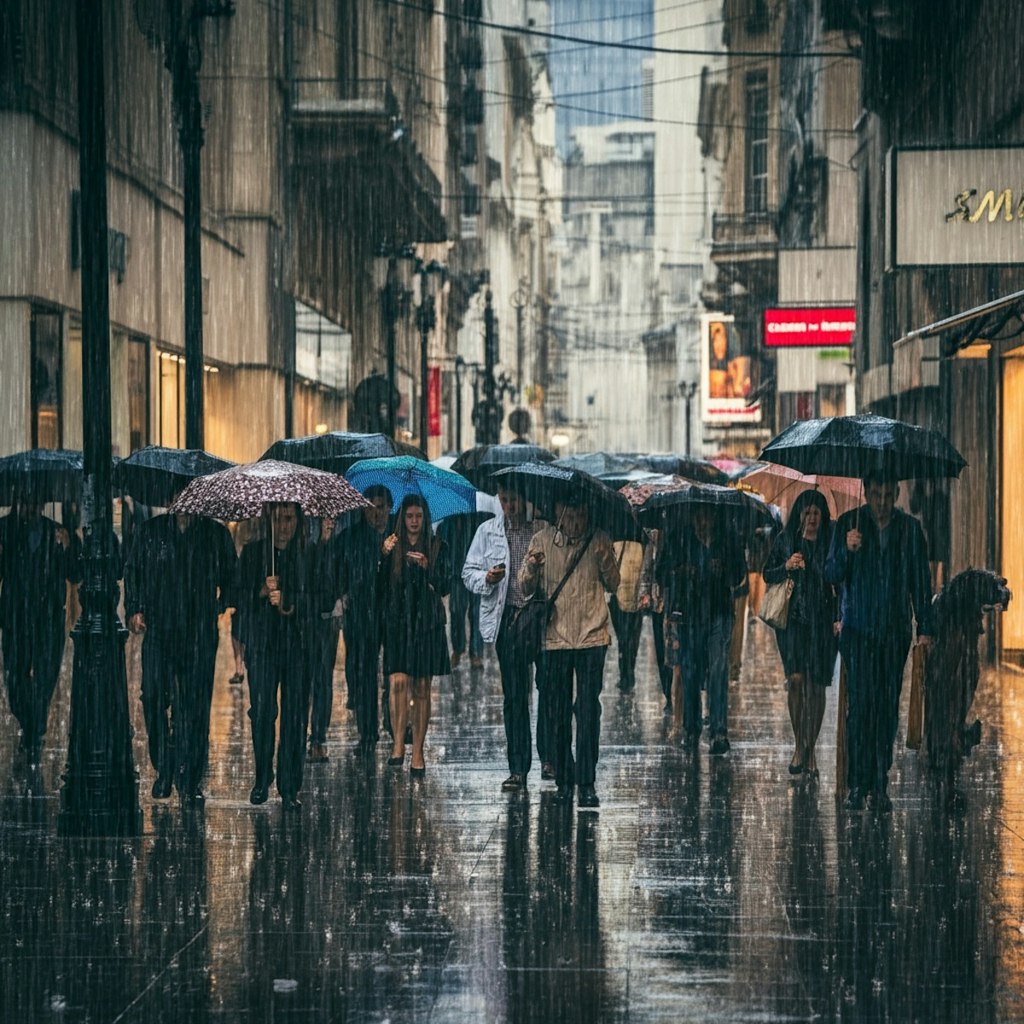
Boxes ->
[346,627,381,743]
[468,591,484,659]
[246,648,279,788]
[179,631,217,793]
[534,653,551,764]
[728,593,748,680]
[707,615,733,737]
[4,628,35,741]
[140,635,175,778]
[449,582,469,655]
[497,608,532,775]
[875,632,910,793]
[545,650,576,786]
[309,621,338,745]
[572,647,607,786]
[31,620,66,741]
[841,630,874,794]
[681,633,706,736]
[650,613,672,699]
[276,650,310,798]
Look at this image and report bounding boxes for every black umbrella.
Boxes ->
[759,414,966,480]
[0,449,84,505]
[623,452,729,486]
[553,451,639,479]
[113,446,236,506]
[260,432,426,475]
[492,462,643,542]
[633,480,775,532]
[451,443,555,493]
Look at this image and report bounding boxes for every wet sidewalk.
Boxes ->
[2,615,1024,1022]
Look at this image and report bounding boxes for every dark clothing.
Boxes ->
[659,526,746,738]
[308,616,341,746]
[650,612,672,700]
[826,507,933,795]
[378,542,452,678]
[449,582,484,659]
[495,603,547,775]
[545,646,607,786]
[334,519,387,742]
[237,534,328,797]
[125,514,236,790]
[0,514,81,745]
[763,526,838,687]
[609,596,642,688]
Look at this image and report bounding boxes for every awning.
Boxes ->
[894,288,1024,357]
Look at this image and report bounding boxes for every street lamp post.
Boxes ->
[414,260,446,455]
[372,246,415,437]
[679,380,699,455]
[61,0,140,836]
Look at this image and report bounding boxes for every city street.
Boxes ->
[2,614,1022,1022]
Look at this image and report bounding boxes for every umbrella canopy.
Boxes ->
[740,463,862,519]
[0,448,86,505]
[624,453,729,485]
[622,476,775,533]
[260,431,425,475]
[493,462,643,542]
[113,445,236,506]
[451,443,555,493]
[552,451,639,480]
[709,454,761,481]
[169,460,370,520]
[759,414,966,480]
[345,455,477,522]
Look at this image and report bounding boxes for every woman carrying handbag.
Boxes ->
[761,490,838,778]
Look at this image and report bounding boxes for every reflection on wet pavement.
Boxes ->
[2,615,1023,1021]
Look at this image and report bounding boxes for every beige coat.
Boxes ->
[612,540,645,612]
[519,526,620,650]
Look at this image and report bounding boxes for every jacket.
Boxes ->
[519,526,620,651]
[825,506,934,638]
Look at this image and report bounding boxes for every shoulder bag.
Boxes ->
[758,575,795,630]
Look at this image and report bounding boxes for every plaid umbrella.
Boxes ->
[114,445,236,506]
[169,460,370,520]
[345,456,477,522]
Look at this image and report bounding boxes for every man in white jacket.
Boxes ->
[462,485,545,792]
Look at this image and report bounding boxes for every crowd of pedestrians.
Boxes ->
[0,469,936,815]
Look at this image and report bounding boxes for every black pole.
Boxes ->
[61,0,140,836]
[481,290,499,444]
[454,357,464,452]
[418,296,433,455]
[182,80,204,450]
[385,274,397,437]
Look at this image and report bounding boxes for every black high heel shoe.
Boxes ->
[387,752,405,767]
[410,765,425,779]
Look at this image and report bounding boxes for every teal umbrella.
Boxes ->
[345,456,477,522]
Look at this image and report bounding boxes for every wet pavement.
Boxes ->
[2,613,1024,1022]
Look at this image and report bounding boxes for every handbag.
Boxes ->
[506,532,594,663]
[758,576,795,630]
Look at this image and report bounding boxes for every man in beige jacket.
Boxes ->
[519,497,620,808]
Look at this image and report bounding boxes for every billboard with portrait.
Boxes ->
[701,313,761,423]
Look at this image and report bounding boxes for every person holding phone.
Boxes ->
[462,483,545,793]
[378,493,451,776]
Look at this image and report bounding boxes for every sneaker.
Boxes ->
[501,773,526,792]
[554,783,574,804]
[577,785,600,808]
[709,734,731,756]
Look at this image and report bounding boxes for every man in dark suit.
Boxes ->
[826,473,934,812]
[125,508,236,803]
[0,501,81,761]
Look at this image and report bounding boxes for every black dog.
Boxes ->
[923,568,1011,784]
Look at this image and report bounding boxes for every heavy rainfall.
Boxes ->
[1,0,1022,1021]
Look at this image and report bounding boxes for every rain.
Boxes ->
[2,0,1023,1021]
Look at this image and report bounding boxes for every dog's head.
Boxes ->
[934,568,1012,632]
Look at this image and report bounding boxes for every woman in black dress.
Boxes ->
[762,490,837,777]
[379,494,451,776]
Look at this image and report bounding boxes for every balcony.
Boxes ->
[710,211,778,264]
[290,78,446,244]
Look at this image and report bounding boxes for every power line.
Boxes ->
[381,0,857,60]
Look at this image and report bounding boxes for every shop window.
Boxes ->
[158,350,185,447]
[31,308,63,449]
[779,391,815,425]
[128,337,150,452]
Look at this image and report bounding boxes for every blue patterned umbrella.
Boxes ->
[345,456,477,522]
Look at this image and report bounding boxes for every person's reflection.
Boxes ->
[783,786,830,1018]
[246,814,309,1019]
[836,817,894,1023]
[137,808,210,1021]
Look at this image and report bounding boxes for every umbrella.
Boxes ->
[740,463,862,519]
[113,445,236,506]
[552,451,640,480]
[622,476,775,533]
[345,455,477,522]
[260,431,426,475]
[492,462,644,542]
[623,453,729,485]
[169,459,371,520]
[0,448,86,505]
[709,454,761,481]
[451,443,555,493]
[759,414,966,480]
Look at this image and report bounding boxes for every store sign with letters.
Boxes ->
[889,147,1024,266]
[763,307,855,347]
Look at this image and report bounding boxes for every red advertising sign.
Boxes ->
[763,307,856,347]
[428,366,442,437]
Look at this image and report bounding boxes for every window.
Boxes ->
[158,350,185,447]
[31,309,63,449]
[128,337,150,452]
[745,71,769,215]
[779,391,815,425]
